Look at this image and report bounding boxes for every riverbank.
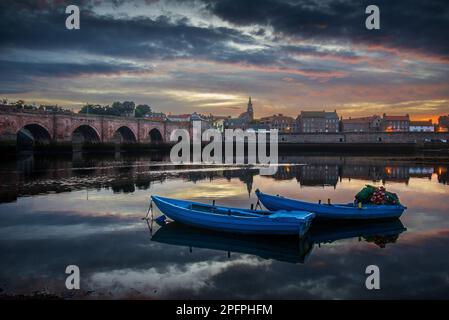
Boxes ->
[4,143,448,156]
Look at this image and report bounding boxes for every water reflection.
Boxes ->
[308,219,406,248]
[151,219,407,264]
[151,222,313,264]
[0,152,448,298]
[1,153,449,203]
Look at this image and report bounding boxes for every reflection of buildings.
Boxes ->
[271,165,299,181]
[298,164,339,187]
[382,166,410,184]
[277,156,440,186]
[272,163,340,187]
[408,167,433,180]
[223,168,257,196]
[1,154,449,204]
[437,166,449,185]
[186,170,222,184]
[341,165,383,181]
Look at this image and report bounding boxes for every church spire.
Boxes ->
[247,96,253,120]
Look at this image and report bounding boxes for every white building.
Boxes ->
[409,120,434,132]
[167,114,191,122]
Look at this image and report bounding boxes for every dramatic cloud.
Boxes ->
[0,0,448,118]
[204,0,449,58]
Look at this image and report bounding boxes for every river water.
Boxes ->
[0,153,448,299]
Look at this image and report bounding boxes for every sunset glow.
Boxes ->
[0,0,448,119]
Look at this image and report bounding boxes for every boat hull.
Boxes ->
[151,195,314,236]
[255,189,406,220]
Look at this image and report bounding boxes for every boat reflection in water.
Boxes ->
[150,219,407,264]
[151,220,314,264]
[308,219,407,249]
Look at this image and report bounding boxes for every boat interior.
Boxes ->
[189,203,269,217]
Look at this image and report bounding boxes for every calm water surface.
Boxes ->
[0,153,448,299]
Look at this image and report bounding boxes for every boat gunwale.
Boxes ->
[255,189,406,211]
[151,195,315,221]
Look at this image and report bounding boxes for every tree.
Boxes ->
[111,101,135,116]
[121,101,135,117]
[15,100,25,108]
[79,103,104,115]
[111,101,123,114]
[135,104,152,118]
[78,101,139,117]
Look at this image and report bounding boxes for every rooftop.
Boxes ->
[300,110,338,119]
[410,120,433,126]
[167,114,191,118]
[342,116,380,123]
[383,114,410,121]
[260,114,295,121]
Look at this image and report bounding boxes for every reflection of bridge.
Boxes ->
[1,154,448,203]
[0,109,190,148]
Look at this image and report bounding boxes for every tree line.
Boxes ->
[78,101,152,118]
[1,98,154,118]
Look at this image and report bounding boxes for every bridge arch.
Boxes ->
[113,126,137,143]
[72,124,101,143]
[16,123,52,149]
[149,128,163,143]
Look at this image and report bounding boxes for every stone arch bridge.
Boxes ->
[0,109,190,148]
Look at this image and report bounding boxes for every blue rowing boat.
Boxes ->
[255,189,406,220]
[150,195,315,236]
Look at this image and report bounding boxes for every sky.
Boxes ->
[1,0,449,121]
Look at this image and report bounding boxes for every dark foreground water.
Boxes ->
[0,153,448,299]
